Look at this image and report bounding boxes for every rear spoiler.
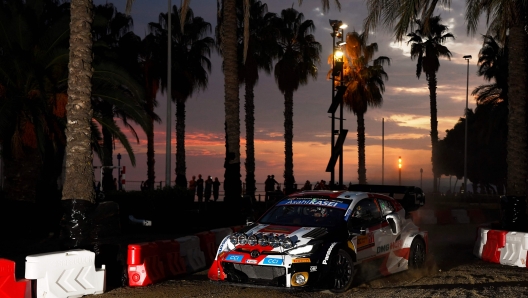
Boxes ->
[347,184,425,212]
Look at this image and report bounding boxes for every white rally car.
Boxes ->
[208,185,427,293]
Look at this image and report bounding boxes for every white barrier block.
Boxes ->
[176,236,206,273]
[500,231,528,268]
[210,227,233,248]
[25,249,105,298]
[473,226,490,258]
[419,209,437,225]
[451,209,470,224]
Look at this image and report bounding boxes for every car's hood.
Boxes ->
[239,223,329,249]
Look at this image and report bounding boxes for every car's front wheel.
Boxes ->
[329,249,355,293]
[409,237,426,269]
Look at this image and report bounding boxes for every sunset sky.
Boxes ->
[93,0,489,193]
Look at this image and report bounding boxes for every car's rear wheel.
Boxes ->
[330,249,354,293]
[409,237,426,269]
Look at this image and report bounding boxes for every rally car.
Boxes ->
[208,186,427,293]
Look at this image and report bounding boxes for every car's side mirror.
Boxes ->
[385,213,400,235]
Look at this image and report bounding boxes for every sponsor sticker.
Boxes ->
[356,232,375,251]
[246,259,258,264]
[310,266,317,272]
[262,258,283,266]
[322,242,338,264]
[225,254,244,262]
[292,258,311,263]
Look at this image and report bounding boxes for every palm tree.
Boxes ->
[274,8,321,194]
[216,0,339,202]
[466,1,527,196]
[236,0,278,198]
[91,3,150,191]
[406,15,453,193]
[338,31,390,184]
[138,33,164,191]
[0,0,70,203]
[150,5,214,188]
[363,0,449,41]
[472,34,508,106]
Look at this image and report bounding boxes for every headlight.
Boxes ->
[248,235,258,246]
[280,237,294,249]
[238,234,248,245]
[258,235,269,246]
[269,236,280,248]
[287,245,313,255]
[229,233,239,245]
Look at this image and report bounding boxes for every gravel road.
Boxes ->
[93,223,528,298]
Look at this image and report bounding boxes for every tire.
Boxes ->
[330,249,355,293]
[409,237,426,269]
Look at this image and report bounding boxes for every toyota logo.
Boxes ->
[250,250,260,258]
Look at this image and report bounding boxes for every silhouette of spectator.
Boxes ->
[204,176,213,203]
[264,175,272,201]
[213,177,221,202]
[314,180,328,190]
[302,180,312,190]
[113,178,118,190]
[196,174,204,203]
[188,176,196,200]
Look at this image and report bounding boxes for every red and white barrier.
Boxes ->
[127,242,165,287]
[0,259,31,298]
[195,231,217,266]
[25,249,106,298]
[499,231,528,267]
[481,229,507,264]
[210,227,233,249]
[176,236,206,273]
[473,226,490,258]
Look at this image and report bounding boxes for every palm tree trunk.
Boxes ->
[357,112,367,184]
[245,82,256,198]
[175,99,187,188]
[506,24,527,196]
[223,0,241,203]
[61,0,95,249]
[284,90,295,194]
[428,71,439,192]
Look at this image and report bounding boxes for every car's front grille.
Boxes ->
[222,262,287,286]
[233,264,286,280]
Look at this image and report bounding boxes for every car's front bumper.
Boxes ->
[208,252,324,288]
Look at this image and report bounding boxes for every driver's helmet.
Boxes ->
[307,206,327,218]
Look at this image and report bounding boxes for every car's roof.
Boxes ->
[287,190,371,200]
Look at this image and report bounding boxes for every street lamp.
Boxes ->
[463,55,472,198]
[398,156,402,186]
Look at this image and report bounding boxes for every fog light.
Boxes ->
[291,272,309,286]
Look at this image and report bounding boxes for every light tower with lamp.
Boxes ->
[463,55,472,197]
[326,20,348,187]
[398,156,402,186]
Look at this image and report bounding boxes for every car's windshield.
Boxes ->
[259,198,349,227]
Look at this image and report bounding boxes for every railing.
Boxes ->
[97,180,284,202]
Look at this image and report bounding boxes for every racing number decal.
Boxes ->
[357,232,375,251]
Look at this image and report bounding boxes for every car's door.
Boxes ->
[347,198,383,261]
[373,196,399,256]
